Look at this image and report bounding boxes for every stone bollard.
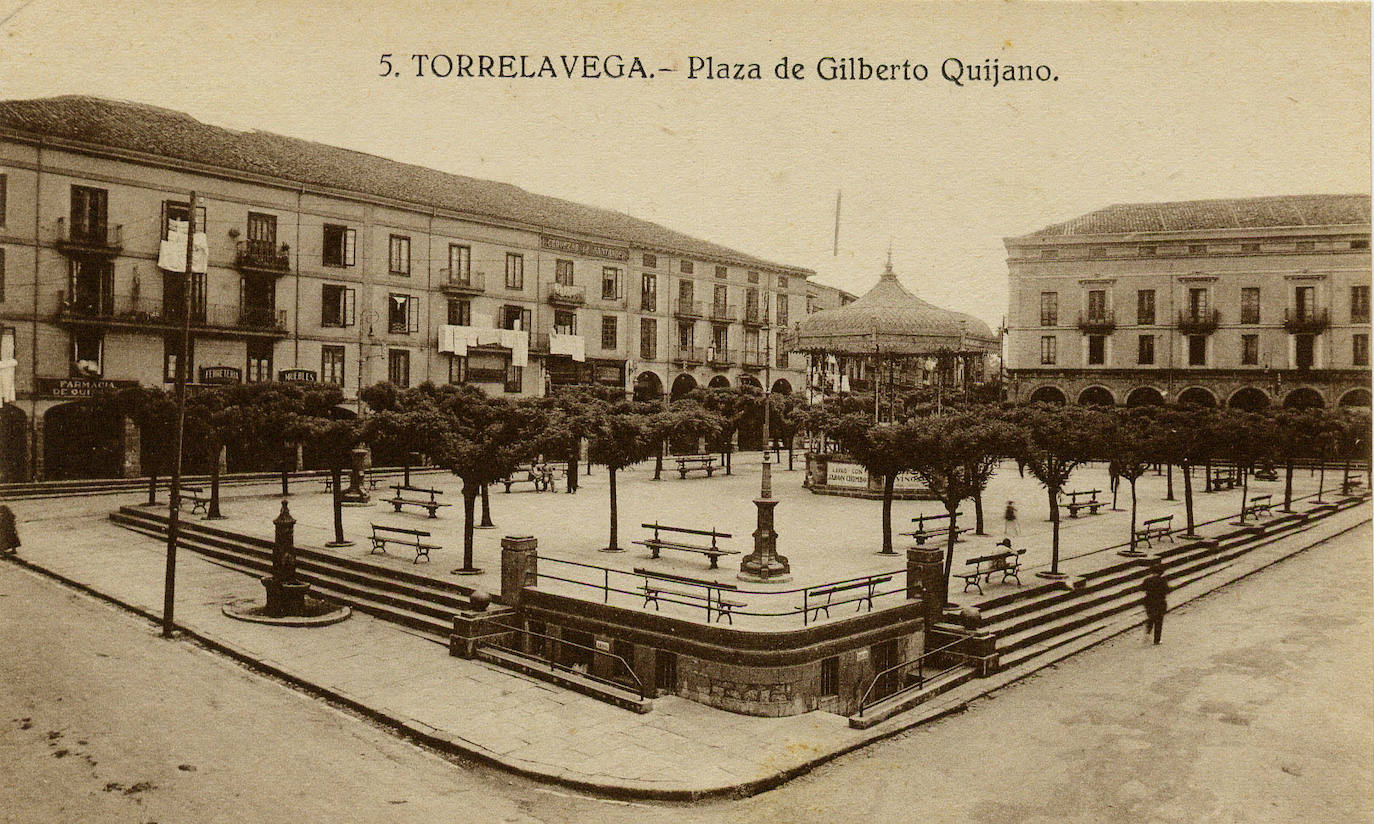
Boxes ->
[906,546,946,630]
[501,535,538,609]
[340,446,370,504]
[263,501,311,617]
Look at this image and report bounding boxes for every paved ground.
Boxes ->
[3,518,1368,822]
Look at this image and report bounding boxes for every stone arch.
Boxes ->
[632,371,665,403]
[1283,387,1325,409]
[0,404,28,483]
[771,379,793,395]
[670,373,698,400]
[708,375,732,389]
[1226,386,1270,412]
[1125,386,1166,407]
[1339,388,1371,407]
[1026,385,1067,405]
[737,375,762,390]
[43,401,124,480]
[1176,387,1217,408]
[1077,386,1116,407]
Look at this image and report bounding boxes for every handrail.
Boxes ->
[856,634,970,717]
[484,618,646,700]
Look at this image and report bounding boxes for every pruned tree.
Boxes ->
[1101,409,1167,551]
[588,405,659,552]
[1145,405,1217,538]
[768,393,807,470]
[828,413,920,555]
[292,416,363,545]
[1212,410,1274,523]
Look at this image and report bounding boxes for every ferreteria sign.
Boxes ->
[198,366,242,385]
[34,377,139,398]
[539,234,630,262]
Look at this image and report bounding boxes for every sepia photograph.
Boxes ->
[0,1,1369,821]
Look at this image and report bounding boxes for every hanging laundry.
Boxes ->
[548,332,586,362]
[157,218,208,273]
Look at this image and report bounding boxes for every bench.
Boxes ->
[955,550,1026,595]
[501,464,552,493]
[901,511,966,545]
[903,526,972,545]
[323,471,382,493]
[676,454,717,479]
[385,485,451,518]
[369,523,440,564]
[632,522,739,569]
[1063,489,1103,518]
[177,485,208,515]
[1134,515,1174,548]
[1209,466,1239,491]
[800,575,894,622]
[1243,493,1273,519]
[634,567,746,624]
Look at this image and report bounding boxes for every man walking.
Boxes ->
[1003,500,1019,536]
[1142,561,1169,644]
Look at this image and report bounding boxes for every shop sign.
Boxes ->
[199,366,242,385]
[893,470,925,492]
[540,234,630,262]
[34,377,138,398]
[278,369,319,384]
[825,461,869,489]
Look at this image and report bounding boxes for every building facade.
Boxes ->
[1004,195,1372,411]
[0,96,812,480]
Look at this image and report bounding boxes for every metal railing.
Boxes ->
[56,217,124,250]
[674,299,703,318]
[855,634,970,717]
[742,304,768,325]
[55,291,287,333]
[440,269,486,292]
[675,345,704,363]
[711,303,737,321]
[547,282,586,304]
[482,617,647,700]
[1076,310,1116,333]
[235,239,291,272]
[1177,309,1221,334]
[1283,307,1330,334]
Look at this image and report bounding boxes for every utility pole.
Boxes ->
[163,190,196,637]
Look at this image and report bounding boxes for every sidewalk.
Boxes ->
[3,492,1368,798]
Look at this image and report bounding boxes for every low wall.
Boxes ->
[804,452,935,500]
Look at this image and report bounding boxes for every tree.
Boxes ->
[829,413,920,555]
[1335,408,1372,496]
[587,406,657,552]
[292,416,362,545]
[768,393,807,470]
[537,386,615,493]
[1101,409,1167,551]
[1005,404,1108,576]
[1145,405,1217,538]
[691,386,751,474]
[1266,408,1325,512]
[97,385,177,504]
[1212,410,1274,523]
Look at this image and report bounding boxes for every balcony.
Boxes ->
[740,351,765,370]
[1284,307,1330,334]
[1076,310,1116,334]
[466,366,508,384]
[707,347,732,367]
[674,345,704,364]
[674,299,703,318]
[547,282,586,306]
[234,239,291,275]
[711,303,737,322]
[55,218,123,257]
[742,304,769,326]
[54,290,288,338]
[440,270,486,295]
[1177,309,1221,335]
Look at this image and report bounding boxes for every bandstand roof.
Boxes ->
[790,260,998,356]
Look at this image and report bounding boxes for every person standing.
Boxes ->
[1003,500,1019,536]
[0,504,18,554]
[1143,562,1169,644]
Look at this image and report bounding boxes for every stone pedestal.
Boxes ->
[739,461,791,582]
[906,546,946,629]
[340,446,371,504]
[500,535,539,608]
[449,605,517,659]
[262,577,310,618]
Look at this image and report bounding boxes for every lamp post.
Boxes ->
[740,312,790,582]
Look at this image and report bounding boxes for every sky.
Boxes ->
[0,0,1368,329]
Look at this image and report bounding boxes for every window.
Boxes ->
[501,305,532,335]
[246,212,277,256]
[1188,335,1207,366]
[779,274,789,289]
[320,284,356,328]
[640,318,657,360]
[555,259,574,286]
[1295,334,1315,370]
[1137,334,1155,365]
[553,309,576,335]
[601,266,620,300]
[1089,246,1107,258]
[745,287,759,320]
[776,292,789,326]
[1087,335,1106,365]
[747,270,759,284]
[713,284,728,312]
[1352,285,1370,322]
[0,248,4,302]
[1241,334,1259,366]
[678,279,694,303]
[448,354,468,384]
[163,334,193,382]
[504,362,523,393]
[776,332,788,368]
[1241,243,1260,254]
[72,331,103,378]
[1136,290,1155,325]
[387,235,410,275]
[1086,289,1106,319]
[246,340,272,383]
[715,265,728,279]
[1240,287,1261,324]
[711,323,729,354]
[1139,245,1156,257]
[1187,288,1208,320]
[387,349,410,387]
[680,260,693,274]
[1294,285,1316,320]
[601,316,617,350]
[70,185,108,242]
[162,200,206,239]
[820,656,839,697]
[1040,292,1058,326]
[640,273,657,312]
[1040,336,1057,365]
[448,244,471,283]
[1355,334,1370,367]
[447,298,471,326]
[322,224,356,267]
[677,321,695,349]
[321,345,345,386]
[744,327,760,356]
[642,253,657,268]
[1353,239,1371,250]
[388,293,419,334]
[505,252,524,289]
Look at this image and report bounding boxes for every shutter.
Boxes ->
[345,229,356,266]
[344,288,356,327]
[408,295,420,333]
[521,308,532,336]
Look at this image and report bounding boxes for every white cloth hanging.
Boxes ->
[548,332,586,362]
[158,219,208,273]
[438,324,482,356]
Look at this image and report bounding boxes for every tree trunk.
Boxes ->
[208,448,222,519]
[1283,459,1294,512]
[479,482,494,528]
[460,484,477,571]
[1111,474,1119,511]
[941,502,959,601]
[973,488,985,535]
[1342,461,1352,494]
[1239,469,1250,523]
[1317,462,1326,502]
[331,464,345,544]
[787,440,795,471]
[653,440,664,481]
[880,474,896,555]
[1166,463,1175,501]
[1129,478,1138,550]
[607,468,620,551]
[280,454,290,497]
[1048,485,1062,575]
[148,470,158,506]
[566,438,579,493]
[1182,462,1197,536]
[1204,459,1213,493]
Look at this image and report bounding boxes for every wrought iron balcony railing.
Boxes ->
[675,345,704,363]
[1076,310,1116,334]
[234,239,291,273]
[1283,307,1330,334]
[711,303,737,322]
[674,299,703,318]
[1177,309,1221,335]
[55,218,123,255]
[742,304,769,326]
[547,282,586,305]
[55,290,287,335]
[440,269,486,294]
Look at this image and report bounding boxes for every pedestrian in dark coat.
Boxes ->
[0,504,18,554]
[1142,562,1169,644]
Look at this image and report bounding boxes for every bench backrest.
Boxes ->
[966,551,1018,565]
[633,566,738,590]
[373,524,432,538]
[812,576,892,596]
[1142,515,1172,525]
[392,485,442,495]
[640,522,731,540]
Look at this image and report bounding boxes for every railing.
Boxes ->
[55,218,124,251]
[534,555,908,627]
[1076,310,1116,333]
[55,291,287,333]
[547,282,586,304]
[467,366,507,383]
[742,305,768,325]
[440,269,486,293]
[740,351,765,368]
[1176,309,1220,335]
[675,345,704,363]
[855,634,970,717]
[711,303,737,321]
[707,347,731,366]
[1283,307,1330,334]
[235,239,291,273]
[482,616,647,700]
[674,299,703,318]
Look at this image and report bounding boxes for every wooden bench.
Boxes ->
[385,485,451,518]
[1063,489,1103,518]
[177,485,208,515]
[634,567,746,624]
[501,464,551,493]
[1209,466,1239,490]
[323,471,382,493]
[369,523,440,564]
[632,522,739,569]
[676,454,718,479]
[1134,515,1174,548]
[801,575,893,622]
[955,550,1026,595]
[901,511,966,545]
[1243,493,1273,519]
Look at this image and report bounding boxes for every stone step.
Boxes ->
[847,664,976,729]
[475,645,653,714]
